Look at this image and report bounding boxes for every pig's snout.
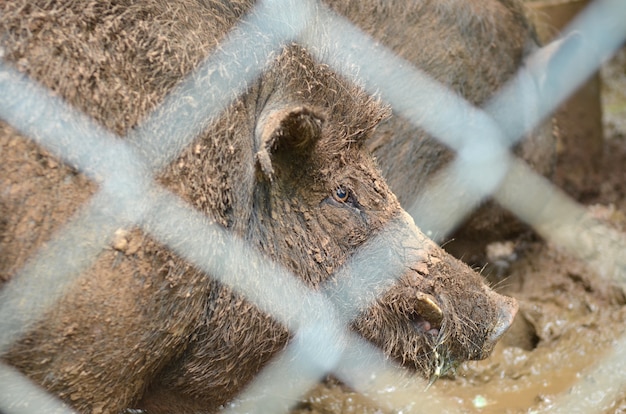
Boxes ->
[480,294,518,359]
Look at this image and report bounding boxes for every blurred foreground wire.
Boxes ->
[1,0,625,413]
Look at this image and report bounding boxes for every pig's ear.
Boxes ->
[255,106,325,180]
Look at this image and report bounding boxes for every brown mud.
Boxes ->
[291,38,626,414]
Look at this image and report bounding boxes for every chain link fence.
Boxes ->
[1,0,626,412]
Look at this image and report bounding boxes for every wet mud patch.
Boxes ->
[290,44,626,414]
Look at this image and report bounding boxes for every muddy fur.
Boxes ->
[1,0,517,412]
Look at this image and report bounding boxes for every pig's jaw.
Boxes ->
[343,210,519,382]
[426,293,519,386]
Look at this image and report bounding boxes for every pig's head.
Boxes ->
[241,45,518,381]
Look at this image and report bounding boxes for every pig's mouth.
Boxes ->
[371,288,466,381]
[374,289,459,380]
[403,292,457,383]
[407,292,444,337]
[408,312,441,337]
[352,273,516,386]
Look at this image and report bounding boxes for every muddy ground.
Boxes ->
[290,40,626,414]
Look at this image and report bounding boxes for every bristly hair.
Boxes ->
[266,43,391,155]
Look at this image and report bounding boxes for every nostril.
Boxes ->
[488,296,519,345]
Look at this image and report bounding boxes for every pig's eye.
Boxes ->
[326,185,361,210]
[333,186,350,203]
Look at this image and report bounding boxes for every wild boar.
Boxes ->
[0,0,517,412]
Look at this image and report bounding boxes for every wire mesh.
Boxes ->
[0,0,625,413]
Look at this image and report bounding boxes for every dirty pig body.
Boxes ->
[328,0,557,261]
[0,0,516,412]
